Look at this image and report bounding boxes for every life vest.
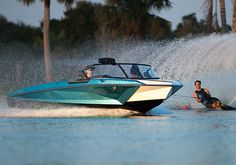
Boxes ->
[195,88,211,105]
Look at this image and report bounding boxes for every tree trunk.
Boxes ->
[219,0,226,32]
[205,0,213,33]
[233,0,236,32]
[43,0,52,81]
[213,0,219,31]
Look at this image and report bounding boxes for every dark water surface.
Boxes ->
[1,109,236,165]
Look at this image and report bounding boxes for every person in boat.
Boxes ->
[130,64,142,78]
[77,66,95,81]
[193,80,222,109]
[85,65,95,78]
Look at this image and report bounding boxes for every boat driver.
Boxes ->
[130,64,142,78]
[193,80,222,109]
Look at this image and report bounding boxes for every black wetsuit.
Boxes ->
[195,88,220,109]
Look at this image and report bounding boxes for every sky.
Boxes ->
[0,0,233,29]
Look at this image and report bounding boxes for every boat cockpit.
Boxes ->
[79,58,160,80]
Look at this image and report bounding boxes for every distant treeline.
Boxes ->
[0,1,212,50]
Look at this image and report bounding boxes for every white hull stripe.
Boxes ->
[137,80,173,85]
[127,86,172,102]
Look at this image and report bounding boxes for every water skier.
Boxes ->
[193,80,222,110]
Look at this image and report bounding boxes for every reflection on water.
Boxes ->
[0,109,236,165]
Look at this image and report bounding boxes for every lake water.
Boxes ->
[1,108,236,165]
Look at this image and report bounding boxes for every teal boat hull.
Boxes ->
[8,79,140,103]
[8,78,182,113]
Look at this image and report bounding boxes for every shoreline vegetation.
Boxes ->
[0,1,233,51]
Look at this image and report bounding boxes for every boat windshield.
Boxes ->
[120,64,159,79]
[88,63,159,79]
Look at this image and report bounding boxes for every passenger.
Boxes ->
[193,80,222,109]
[85,66,95,78]
[130,64,142,78]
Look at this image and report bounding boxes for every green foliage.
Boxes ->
[50,1,99,48]
[174,13,205,37]
[106,0,171,10]
[99,0,172,40]
[2,1,213,51]
[64,1,98,43]
[50,19,68,48]
[57,0,75,9]
[0,15,42,47]
[50,0,172,47]
[146,15,171,40]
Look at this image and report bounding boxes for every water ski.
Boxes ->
[220,104,236,111]
[203,98,235,110]
[205,104,236,111]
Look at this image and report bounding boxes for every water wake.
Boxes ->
[0,33,235,116]
[0,106,140,118]
[97,34,236,107]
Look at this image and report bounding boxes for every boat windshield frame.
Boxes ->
[83,63,160,79]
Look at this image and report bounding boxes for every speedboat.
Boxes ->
[7,58,183,113]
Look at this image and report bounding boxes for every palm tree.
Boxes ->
[43,0,52,81]
[204,0,213,33]
[105,0,171,40]
[233,0,236,32]
[219,0,226,32]
[212,0,219,31]
[18,0,75,81]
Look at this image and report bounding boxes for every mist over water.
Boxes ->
[0,33,235,117]
[96,33,236,107]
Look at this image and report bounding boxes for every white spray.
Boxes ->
[0,33,235,117]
